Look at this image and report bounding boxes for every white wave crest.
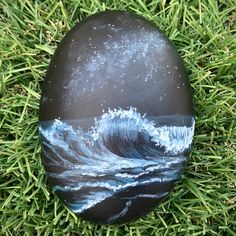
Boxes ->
[89,107,195,155]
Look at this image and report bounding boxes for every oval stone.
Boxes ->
[39,10,194,224]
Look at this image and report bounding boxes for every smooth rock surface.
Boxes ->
[39,10,195,224]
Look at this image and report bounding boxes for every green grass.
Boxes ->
[0,0,236,235]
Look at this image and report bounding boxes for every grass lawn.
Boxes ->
[0,0,236,235]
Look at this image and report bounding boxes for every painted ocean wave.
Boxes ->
[39,107,194,216]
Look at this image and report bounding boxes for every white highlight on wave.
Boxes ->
[54,175,174,214]
[106,192,169,223]
[90,107,195,155]
[53,174,178,192]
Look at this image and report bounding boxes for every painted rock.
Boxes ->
[39,10,195,224]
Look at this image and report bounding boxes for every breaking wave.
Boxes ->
[39,107,194,220]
